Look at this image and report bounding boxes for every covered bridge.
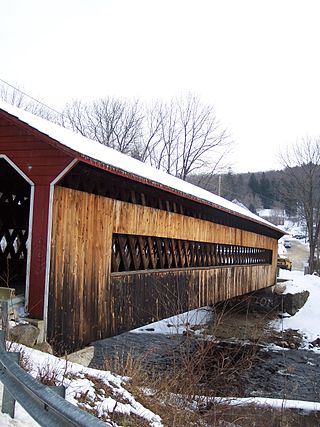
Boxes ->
[0,101,284,352]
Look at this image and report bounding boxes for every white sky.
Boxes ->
[2,0,320,173]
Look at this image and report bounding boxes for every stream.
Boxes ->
[90,331,320,402]
[243,347,320,401]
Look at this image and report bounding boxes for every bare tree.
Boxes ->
[0,81,61,122]
[144,99,180,172]
[63,94,231,180]
[138,100,171,164]
[62,98,143,156]
[280,137,320,273]
[144,94,230,180]
[0,82,25,107]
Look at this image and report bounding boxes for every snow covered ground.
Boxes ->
[131,305,214,335]
[0,395,40,427]
[0,344,163,427]
[1,269,320,425]
[272,269,320,349]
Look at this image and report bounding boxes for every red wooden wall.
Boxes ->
[0,113,75,318]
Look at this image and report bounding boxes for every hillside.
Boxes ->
[188,169,288,214]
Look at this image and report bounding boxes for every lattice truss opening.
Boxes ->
[112,233,272,273]
[0,159,31,289]
[0,192,28,260]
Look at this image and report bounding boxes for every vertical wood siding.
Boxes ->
[110,265,274,333]
[49,186,278,352]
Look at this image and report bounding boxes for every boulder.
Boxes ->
[311,337,320,347]
[9,324,40,347]
[274,282,286,295]
[274,290,310,316]
[67,346,94,367]
[34,341,53,354]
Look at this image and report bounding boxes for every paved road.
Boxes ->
[284,239,309,271]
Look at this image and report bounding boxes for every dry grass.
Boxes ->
[99,329,263,426]
[109,412,151,427]
[201,403,320,427]
[102,349,150,383]
[36,365,61,386]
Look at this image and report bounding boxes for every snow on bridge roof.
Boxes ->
[0,100,283,235]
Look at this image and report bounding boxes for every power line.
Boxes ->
[0,77,63,117]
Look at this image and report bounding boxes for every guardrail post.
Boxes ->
[2,351,20,418]
[0,300,9,340]
[0,329,21,418]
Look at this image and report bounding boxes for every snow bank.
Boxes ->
[208,396,320,412]
[132,306,213,335]
[3,344,163,427]
[272,270,320,347]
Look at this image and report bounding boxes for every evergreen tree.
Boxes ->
[248,173,259,194]
[222,168,237,200]
[259,173,273,208]
[248,203,257,213]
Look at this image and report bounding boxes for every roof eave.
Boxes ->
[78,155,285,238]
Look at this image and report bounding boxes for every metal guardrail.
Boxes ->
[0,330,110,426]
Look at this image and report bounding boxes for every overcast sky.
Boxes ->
[2,0,320,173]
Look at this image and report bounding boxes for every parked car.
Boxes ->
[293,234,306,240]
[277,256,292,271]
[284,240,292,248]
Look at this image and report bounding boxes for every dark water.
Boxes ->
[90,332,320,402]
[90,332,190,370]
[243,347,320,401]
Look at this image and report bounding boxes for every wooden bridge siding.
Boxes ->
[49,188,112,350]
[112,201,274,247]
[48,186,278,351]
[110,264,274,333]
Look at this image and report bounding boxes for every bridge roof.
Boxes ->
[0,101,284,237]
